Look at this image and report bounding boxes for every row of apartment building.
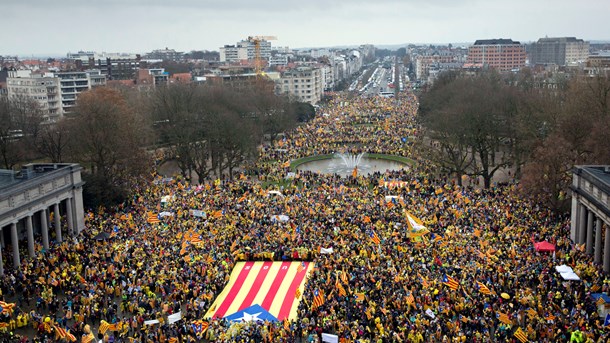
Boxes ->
[1,40,369,120]
[414,37,596,83]
[3,66,192,121]
[5,69,106,121]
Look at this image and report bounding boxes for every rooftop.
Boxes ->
[536,37,586,44]
[581,166,610,187]
[474,39,520,46]
[0,164,76,192]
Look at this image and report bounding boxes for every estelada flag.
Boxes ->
[204,261,313,321]
[442,274,459,290]
[514,327,528,342]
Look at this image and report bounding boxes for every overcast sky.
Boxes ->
[3,0,609,56]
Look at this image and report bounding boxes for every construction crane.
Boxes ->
[247,35,277,76]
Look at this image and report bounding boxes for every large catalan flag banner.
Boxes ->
[205,261,314,322]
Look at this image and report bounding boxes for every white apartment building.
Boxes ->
[6,71,62,121]
[269,55,289,67]
[55,70,106,114]
[220,45,248,63]
[321,65,334,91]
[219,39,272,63]
[277,67,323,105]
[67,51,139,63]
[7,69,107,119]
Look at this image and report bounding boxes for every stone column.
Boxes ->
[595,219,603,264]
[578,204,587,245]
[604,224,610,274]
[11,222,20,268]
[570,196,579,242]
[66,198,74,236]
[74,187,85,233]
[586,211,595,255]
[26,214,35,258]
[40,209,49,251]
[0,227,4,248]
[54,203,62,243]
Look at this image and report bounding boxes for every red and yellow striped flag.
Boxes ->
[497,312,512,325]
[82,334,95,343]
[526,308,537,319]
[596,296,606,306]
[476,281,493,295]
[514,327,528,342]
[312,289,325,309]
[406,292,415,305]
[98,320,110,334]
[336,280,347,297]
[442,275,459,290]
[147,213,160,224]
[369,231,381,245]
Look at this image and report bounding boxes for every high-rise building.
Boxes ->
[219,39,272,63]
[529,37,589,66]
[66,51,140,80]
[277,67,323,105]
[466,39,526,72]
[219,44,249,63]
[55,70,106,114]
[6,71,62,121]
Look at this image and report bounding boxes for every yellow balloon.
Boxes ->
[501,293,510,300]
[44,317,51,323]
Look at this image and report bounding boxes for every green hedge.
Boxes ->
[365,153,415,166]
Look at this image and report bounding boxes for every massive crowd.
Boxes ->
[0,88,608,343]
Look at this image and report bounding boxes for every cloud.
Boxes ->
[1,0,608,55]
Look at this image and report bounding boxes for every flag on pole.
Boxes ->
[406,292,415,305]
[442,274,459,290]
[365,307,373,320]
[191,320,209,337]
[0,301,15,313]
[53,325,67,339]
[336,280,347,297]
[295,288,301,299]
[369,231,381,245]
[497,312,512,325]
[514,327,528,342]
[475,281,493,295]
[418,273,430,288]
[147,213,161,224]
[526,308,537,319]
[596,296,606,306]
[312,289,325,309]
[98,320,110,334]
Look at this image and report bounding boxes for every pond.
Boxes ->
[296,153,409,177]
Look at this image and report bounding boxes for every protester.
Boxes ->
[0,90,607,343]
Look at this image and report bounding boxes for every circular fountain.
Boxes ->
[294,152,411,177]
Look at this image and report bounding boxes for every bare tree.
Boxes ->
[35,119,71,163]
[0,96,43,169]
[68,87,149,206]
